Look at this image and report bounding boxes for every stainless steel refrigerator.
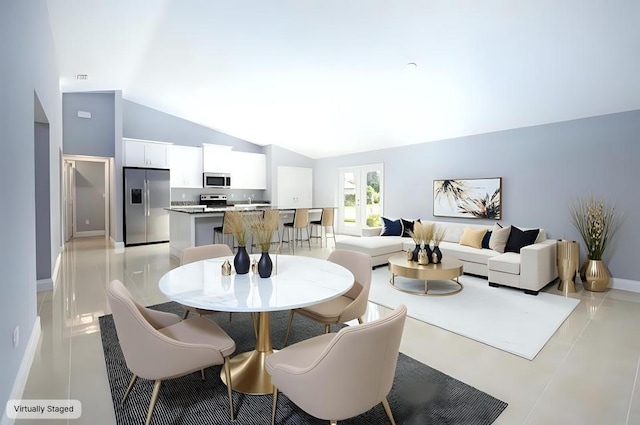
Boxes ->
[124,167,170,246]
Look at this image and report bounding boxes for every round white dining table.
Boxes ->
[158,254,354,394]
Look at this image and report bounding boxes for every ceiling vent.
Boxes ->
[75,74,89,80]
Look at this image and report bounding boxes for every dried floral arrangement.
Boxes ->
[225,211,248,247]
[432,225,446,246]
[246,211,279,252]
[408,221,434,245]
[570,197,624,260]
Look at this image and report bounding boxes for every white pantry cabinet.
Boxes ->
[276,166,312,208]
[123,138,171,169]
[170,145,203,188]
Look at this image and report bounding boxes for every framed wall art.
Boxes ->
[433,178,502,219]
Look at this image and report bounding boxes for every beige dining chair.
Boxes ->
[283,249,372,346]
[266,304,407,425]
[310,207,336,248]
[107,280,236,425]
[282,208,310,254]
[180,244,233,320]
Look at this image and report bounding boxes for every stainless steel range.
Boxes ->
[200,194,228,208]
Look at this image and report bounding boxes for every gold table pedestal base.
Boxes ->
[220,311,275,395]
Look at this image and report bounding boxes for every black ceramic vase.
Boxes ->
[234,246,250,274]
[412,244,421,262]
[258,251,273,278]
[425,244,433,264]
[432,246,443,264]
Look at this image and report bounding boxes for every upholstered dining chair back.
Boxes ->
[181,244,233,265]
[107,280,226,380]
[328,249,372,310]
[267,304,407,423]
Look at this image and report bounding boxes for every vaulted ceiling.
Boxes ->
[47,1,640,158]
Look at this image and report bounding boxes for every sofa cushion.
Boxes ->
[489,225,511,253]
[401,218,420,238]
[459,227,487,249]
[505,226,539,253]
[439,241,499,264]
[337,236,404,257]
[481,231,492,249]
[381,217,403,236]
[489,253,521,274]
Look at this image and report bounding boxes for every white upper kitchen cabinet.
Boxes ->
[230,151,267,190]
[202,144,234,173]
[123,138,171,169]
[276,166,312,208]
[170,145,203,188]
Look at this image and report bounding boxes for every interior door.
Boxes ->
[64,160,74,241]
[338,164,383,236]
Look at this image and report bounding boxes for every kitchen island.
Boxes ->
[167,206,323,258]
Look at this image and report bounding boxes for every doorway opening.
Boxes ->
[63,156,110,241]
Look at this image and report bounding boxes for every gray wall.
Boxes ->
[0,0,63,412]
[63,92,115,157]
[75,161,106,232]
[123,100,262,153]
[315,110,640,281]
[35,122,51,280]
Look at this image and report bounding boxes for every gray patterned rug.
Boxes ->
[99,302,507,424]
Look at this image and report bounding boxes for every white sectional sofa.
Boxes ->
[335,221,558,295]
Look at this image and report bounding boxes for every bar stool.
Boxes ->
[310,207,336,248]
[213,212,235,251]
[282,208,310,254]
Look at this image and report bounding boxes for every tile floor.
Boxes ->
[22,237,640,425]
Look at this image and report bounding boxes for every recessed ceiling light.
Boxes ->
[75,74,89,80]
[406,62,418,70]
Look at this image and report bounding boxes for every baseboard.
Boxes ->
[1,318,41,425]
[110,237,124,252]
[74,230,105,237]
[36,278,53,292]
[610,277,640,294]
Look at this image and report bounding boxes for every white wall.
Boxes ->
[0,0,63,412]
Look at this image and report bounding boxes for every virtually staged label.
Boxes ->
[6,400,81,419]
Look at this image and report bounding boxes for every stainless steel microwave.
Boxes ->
[203,172,231,188]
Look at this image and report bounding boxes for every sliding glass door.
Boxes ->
[338,164,383,236]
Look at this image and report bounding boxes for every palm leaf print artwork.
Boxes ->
[433,178,502,219]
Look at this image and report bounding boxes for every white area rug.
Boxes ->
[369,268,580,360]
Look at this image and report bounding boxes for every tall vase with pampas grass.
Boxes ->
[247,211,279,278]
[431,226,446,264]
[408,222,434,262]
[226,211,250,274]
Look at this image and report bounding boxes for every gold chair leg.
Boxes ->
[357,316,364,324]
[271,386,278,425]
[224,357,234,421]
[122,374,138,405]
[145,380,162,425]
[200,369,205,380]
[330,421,338,425]
[381,397,396,425]
[182,308,189,320]
[324,323,330,334]
[283,310,295,346]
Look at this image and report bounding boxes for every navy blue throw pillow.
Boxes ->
[482,231,492,249]
[381,217,403,237]
[504,226,539,253]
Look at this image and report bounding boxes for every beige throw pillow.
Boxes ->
[489,224,511,253]
[459,227,487,249]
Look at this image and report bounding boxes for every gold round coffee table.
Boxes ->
[388,254,463,296]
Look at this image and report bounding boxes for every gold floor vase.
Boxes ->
[556,240,579,294]
[580,259,611,292]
